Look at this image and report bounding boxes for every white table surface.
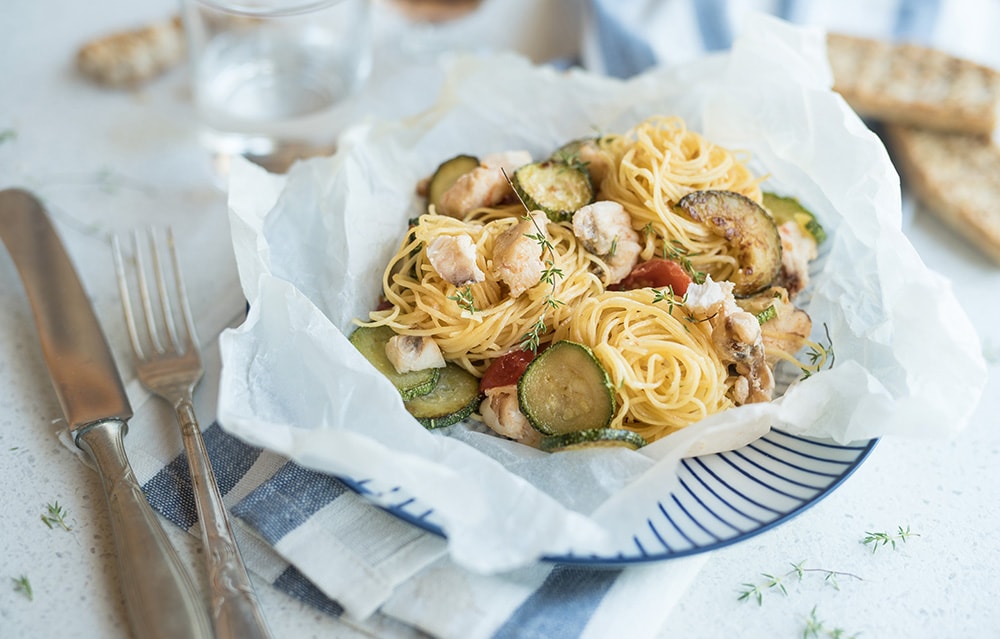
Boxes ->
[2,1,998,637]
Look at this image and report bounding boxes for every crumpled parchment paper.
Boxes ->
[216,14,987,573]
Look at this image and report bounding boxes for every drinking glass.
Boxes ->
[181,0,372,172]
[382,0,485,58]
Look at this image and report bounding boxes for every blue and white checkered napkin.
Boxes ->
[118,304,706,639]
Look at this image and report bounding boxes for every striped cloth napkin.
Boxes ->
[582,0,957,78]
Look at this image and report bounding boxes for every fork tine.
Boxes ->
[165,227,200,350]
[112,233,146,361]
[132,228,166,355]
[148,227,182,354]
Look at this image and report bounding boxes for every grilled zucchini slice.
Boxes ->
[348,325,439,400]
[517,340,615,435]
[404,363,481,429]
[512,160,594,222]
[427,154,479,213]
[540,428,647,452]
[677,190,782,297]
[762,192,827,245]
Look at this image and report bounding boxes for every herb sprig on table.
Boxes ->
[861,525,919,553]
[738,561,863,605]
[40,501,72,531]
[802,606,859,639]
[738,525,919,636]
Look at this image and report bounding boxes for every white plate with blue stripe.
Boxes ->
[336,428,876,565]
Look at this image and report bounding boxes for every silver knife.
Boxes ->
[0,188,213,639]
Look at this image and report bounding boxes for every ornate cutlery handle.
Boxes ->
[76,418,213,639]
[176,398,273,639]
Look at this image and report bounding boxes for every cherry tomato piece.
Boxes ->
[616,258,692,295]
[480,349,536,392]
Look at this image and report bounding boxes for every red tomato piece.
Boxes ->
[615,258,692,295]
[480,349,536,392]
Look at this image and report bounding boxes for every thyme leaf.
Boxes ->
[661,240,706,284]
[41,501,71,531]
[737,561,862,605]
[503,169,565,353]
[861,525,918,553]
[12,575,32,601]
[802,606,860,639]
[800,322,835,379]
[447,286,477,314]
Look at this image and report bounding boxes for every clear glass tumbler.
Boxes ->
[181,0,372,171]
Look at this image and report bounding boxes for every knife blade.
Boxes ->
[0,188,213,639]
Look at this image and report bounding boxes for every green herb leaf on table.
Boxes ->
[12,575,32,601]
[40,501,72,531]
[861,525,919,553]
[802,605,859,639]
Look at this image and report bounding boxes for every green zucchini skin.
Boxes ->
[427,154,479,213]
[677,190,782,297]
[762,191,827,245]
[517,340,616,435]
[512,160,594,222]
[405,363,482,429]
[540,428,647,452]
[348,325,439,400]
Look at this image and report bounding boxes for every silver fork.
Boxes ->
[113,228,273,639]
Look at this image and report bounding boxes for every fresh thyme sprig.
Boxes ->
[503,168,565,352]
[447,285,477,314]
[661,239,707,284]
[520,316,548,354]
[802,606,859,639]
[651,286,682,308]
[800,322,835,379]
[12,575,33,601]
[652,286,695,320]
[650,287,714,333]
[737,561,862,606]
[41,501,72,531]
[861,525,918,554]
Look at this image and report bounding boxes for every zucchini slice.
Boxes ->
[550,138,591,163]
[512,160,594,222]
[762,192,827,245]
[550,137,612,187]
[677,190,782,297]
[427,154,479,213]
[540,428,647,452]
[404,363,481,429]
[517,340,615,435]
[348,325,440,400]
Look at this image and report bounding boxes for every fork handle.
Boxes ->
[76,418,214,639]
[176,397,274,639]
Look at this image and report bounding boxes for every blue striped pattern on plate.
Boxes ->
[336,429,877,565]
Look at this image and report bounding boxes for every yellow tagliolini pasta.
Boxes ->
[366,209,604,375]
[552,289,734,442]
[598,115,763,281]
[363,115,784,443]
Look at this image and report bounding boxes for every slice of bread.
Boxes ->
[827,33,1000,137]
[884,124,1000,264]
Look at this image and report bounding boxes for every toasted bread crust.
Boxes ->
[827,33,1000,136]
[885,124,1000,264]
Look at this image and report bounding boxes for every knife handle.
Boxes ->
[76,418,214,639]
